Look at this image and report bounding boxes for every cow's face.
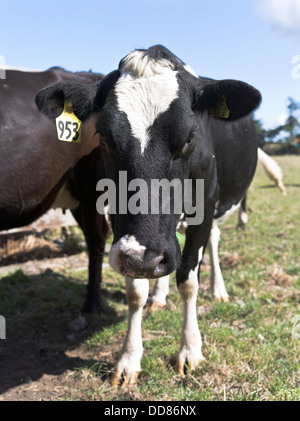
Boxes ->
[95,52,206,278]
[35,46,261,279]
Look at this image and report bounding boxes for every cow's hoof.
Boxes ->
[175,355,205,375]
[112,370,139,389]
[112,352,142,388]
[149,301,166,312]
[214,296,229,303]
[175,348,205,375]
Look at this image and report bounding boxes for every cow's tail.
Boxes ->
[257,148,287,196]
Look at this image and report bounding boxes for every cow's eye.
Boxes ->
[186,131,196,144]
[172,131,196,160]
[180,131,196,154]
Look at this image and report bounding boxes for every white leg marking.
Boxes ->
[208,224,229,302]
[113,277,149,386]
[214,202,241,225]
[238,206,248,226]
[176,247,204,373]
[151,275,169,306]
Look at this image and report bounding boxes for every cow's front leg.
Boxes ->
[69,204,108,332]
[176,244,205,374]
[208,223,229,302]
[112,277,149,387]
[150,275,169,310]
[174,184,216,374]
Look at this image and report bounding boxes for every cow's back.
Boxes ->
[0,68,102,229]
[208,114,258,214]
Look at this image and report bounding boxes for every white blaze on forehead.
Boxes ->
[115,50,179,154]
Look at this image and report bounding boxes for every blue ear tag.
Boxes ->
[176,232,184,246]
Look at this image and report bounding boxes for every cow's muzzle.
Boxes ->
[109,235,173,279]
[119,249,167,278]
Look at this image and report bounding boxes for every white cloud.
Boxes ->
[277,113,288,126]
[262,113,287,131]
[254,0,300,37]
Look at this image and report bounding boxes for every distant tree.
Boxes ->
[253,118,266,147]
[287,97,300,115]
[266,97,300,144]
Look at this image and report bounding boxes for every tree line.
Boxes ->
[255,98,300,155]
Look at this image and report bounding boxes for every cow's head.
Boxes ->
[36,45,261,279]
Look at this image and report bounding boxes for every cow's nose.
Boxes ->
[119,249,167,278]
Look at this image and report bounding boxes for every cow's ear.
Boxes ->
[35,81,99,121]
[35,70,121,121]
[94,70,120,111]
[193,79,262,121]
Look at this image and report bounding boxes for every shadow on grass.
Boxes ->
[0,269,125,396]
[284,184,300,188]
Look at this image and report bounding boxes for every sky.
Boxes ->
[0,0,299,129]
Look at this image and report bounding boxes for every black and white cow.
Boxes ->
[0,67,108,329]
[36,45,261,385]
[236,148,287,230]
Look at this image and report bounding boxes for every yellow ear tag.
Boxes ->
[209,95,230,119]
[55,102,82,142]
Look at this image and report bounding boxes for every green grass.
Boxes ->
[80,156,299,401]
[0,156,299,401]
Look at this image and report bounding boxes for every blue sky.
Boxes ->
[1,0,300,129]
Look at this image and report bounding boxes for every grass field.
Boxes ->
[0,155,299,401]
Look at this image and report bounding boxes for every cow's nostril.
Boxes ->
[119,250,132,274]
[153,253,169,277]
[150,254,164,269]
[117,246,172,278]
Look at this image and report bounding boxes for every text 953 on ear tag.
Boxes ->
[209,95,230,119]
[55,102,82,142]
